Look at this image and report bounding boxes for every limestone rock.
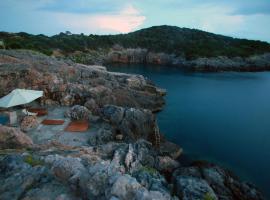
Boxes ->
[0,49,165,112]
[0,154,79,200]
[172,163,265,200]
[174,176,218,200]
[50,156,86,182]
[65,105,91,120]
[84,98,99,114]
[20,116,38,132]
[110,175,142,199]
[101,105,157,142]
[105,48,270,72]
[156,156,180,172]
[160,141,183,159]
[133,168,173,199]
[125,144,135,170]
[0,125,33,149]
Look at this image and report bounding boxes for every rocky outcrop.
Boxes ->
[65,105,91,120]
[106,48,177,66]
[172,162,264,200]
[0,125,33,149]
[0,50,165,112]
[0,139,179,200]
[0,154,79,200]
[20,116,39,132]
[184,54,270,72]
[174,176,218,200]
[0,139,264,200]
[107,48,148,64]
[0,50,266,200]
[101,105,157,142]
[91,47,270,72]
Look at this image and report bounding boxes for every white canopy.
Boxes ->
[0,89,43,108]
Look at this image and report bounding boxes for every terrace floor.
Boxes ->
[26,106,109,147]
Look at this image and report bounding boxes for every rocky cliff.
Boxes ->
[95,48,270,72]
[64,47,270,72]
[0,50,265,200]
[0,50,165,112]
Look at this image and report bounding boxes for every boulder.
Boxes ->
[65,105,91,120]
[88,126,114,146]
[174,176,218,200]
[50,156,86,182]
[160,141,183,159]
[0,125,33,149]
[156,156,180,172]
[0,155,47,200]
[111,140,157,172]
[101,105,157,142]
[84,98,99,114]
[0,154,78,200]
[133,168,173,199]
[60,94,74,106]
[172,163,265,200]
[110,175,142,199]
[20,116,39,132]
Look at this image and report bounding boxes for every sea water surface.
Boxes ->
[106,64,270,198]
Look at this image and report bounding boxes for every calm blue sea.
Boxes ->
[106,64,270,198]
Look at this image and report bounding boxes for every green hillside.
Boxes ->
[1,25,270,59]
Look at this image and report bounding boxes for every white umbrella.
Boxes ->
[0,89,43,108]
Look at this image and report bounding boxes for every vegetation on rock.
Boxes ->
[1,26,270,59]
[24,155,44,167]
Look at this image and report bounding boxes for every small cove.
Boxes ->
[106,64,270,198]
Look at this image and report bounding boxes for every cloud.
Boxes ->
[0,0,270,41]
[155,0,270,15]
[193,5,245,34]
[233,2,270,15]
[55,5,146,33]
[39,0,127,14]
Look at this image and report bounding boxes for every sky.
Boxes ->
[1,0,270,42]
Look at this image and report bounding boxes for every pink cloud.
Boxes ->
[96,6,146,33]
[56,5,145,34]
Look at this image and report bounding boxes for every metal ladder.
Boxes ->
[153,123,161,148]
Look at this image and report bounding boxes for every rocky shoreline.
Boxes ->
[0,50,265,200]
[66,47,270,72]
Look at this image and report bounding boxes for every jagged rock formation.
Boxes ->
[20,116,39,132]
[0,50,265,200]
[184,54,270,72]
[0,125,33,149]
[101,105,157,142]
[104,48,270,72]
[54,46,270,72]
[172,162,264,200]
[0,50,165,112]
[0,139,264,200]
[106,48,176,66]
[64,105,91,120]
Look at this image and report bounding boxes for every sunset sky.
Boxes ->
[1,0,270,41]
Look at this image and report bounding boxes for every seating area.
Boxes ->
[0,90,97,151]
[1,107,90,133]
[0,89,90,134]
[41,119,65,125]
[65,120,89,132]
[27,108,48,116]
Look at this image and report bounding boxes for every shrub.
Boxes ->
[24,155,44,166]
